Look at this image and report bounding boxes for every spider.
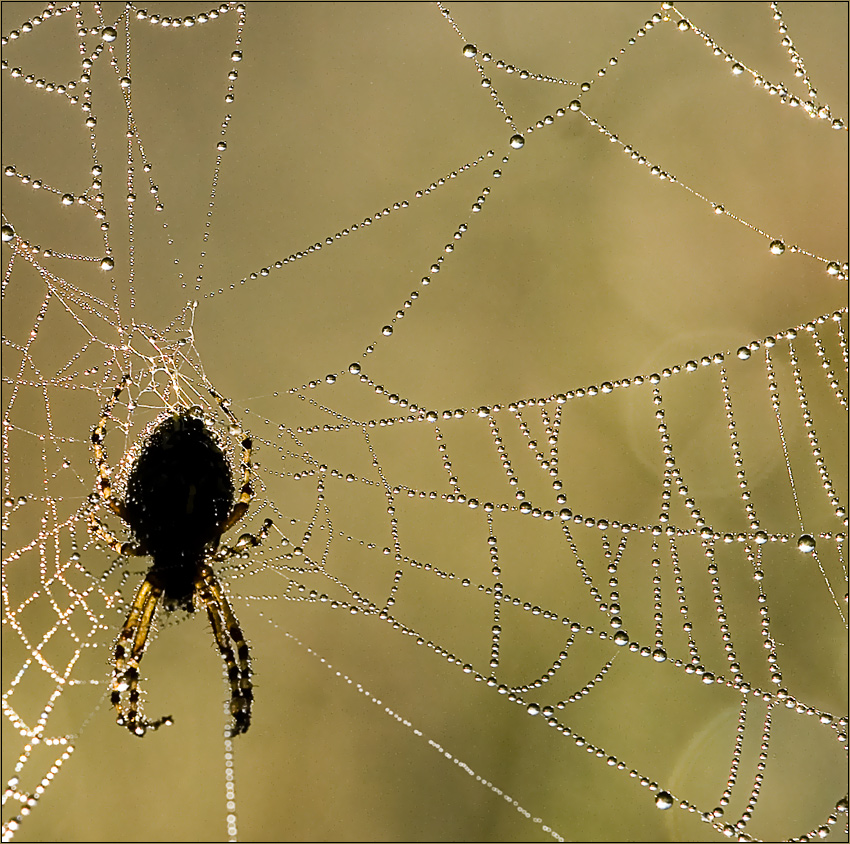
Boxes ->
[88,376,271,737]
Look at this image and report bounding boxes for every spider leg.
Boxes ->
[197,565,253,736]
[215,518,273,562]
[91,376,131,520]
[112,575,173,736]
[88,511,146,557]
[210,388,256,534]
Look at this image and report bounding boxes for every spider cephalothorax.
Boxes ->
[89,378,271,737]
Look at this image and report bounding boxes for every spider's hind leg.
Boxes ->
[112,575,173,737]
[197,565,253,736]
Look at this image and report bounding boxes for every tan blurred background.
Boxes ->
[1,2,847,841]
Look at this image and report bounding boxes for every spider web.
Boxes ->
[1,2,847,842]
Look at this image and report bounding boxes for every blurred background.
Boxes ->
[2,2,847,841]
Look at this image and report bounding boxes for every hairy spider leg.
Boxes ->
[111,575,173,736]
[91,375,166,735]
[87,513,146,557]
[215,518,274,560]
[209,387,255,533]
[89,376,148,555]
[104,507,270,740]
[202,516,272,734]
[91,375,132,521]
[197,566,253,735]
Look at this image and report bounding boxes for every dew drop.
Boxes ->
[652,648,667,663]
[769,240,785,255]
[1,224,15,242]
[731,63,744,75]
[569,99,582,111]
[736,347,751,360]
[217,141,227,151]
[61,194,74,205]
[526,702,540,715]
[613,630,629,646]
[826,262,840,276]
[655,791,674,810]
[381,325,393,336]
[101,26,117,42]
[797,534,816,553]
[462,44,477,58]
[100,257,114,271]
[509,134,525,149]
[348,363,361,375]
[231,50,242,62]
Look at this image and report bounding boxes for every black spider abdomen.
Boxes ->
[125,411,234,607]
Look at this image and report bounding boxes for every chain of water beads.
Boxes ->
[788,340,846,524]
[671,1,846,131]
[808,322,848,410]
[3,2,846,334]
[250,359,845,716]
[437,1,847,279]
[277,312,849,547]
[258,401,846,567]
[10,0,831,377]
[121,367,847,837]
[265,626,567,841]
[0,3,247,299]
[287,307,847,454]
[11,1,846,379]
[786,340,848,623]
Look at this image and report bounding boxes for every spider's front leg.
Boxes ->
[210,387,256,534]
[112,575,173,737]
[91,376,133,521]
[88,510,146,557]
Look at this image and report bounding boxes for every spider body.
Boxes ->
[125,411,236,611]
[89,379,271,737]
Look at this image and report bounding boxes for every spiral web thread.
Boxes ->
[1,3,847,842]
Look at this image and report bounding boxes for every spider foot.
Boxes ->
[229,694,252,736]
[115,708,174,737]
[112,662,173,737]
[88,511,144,557]
[220,518,274,559]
